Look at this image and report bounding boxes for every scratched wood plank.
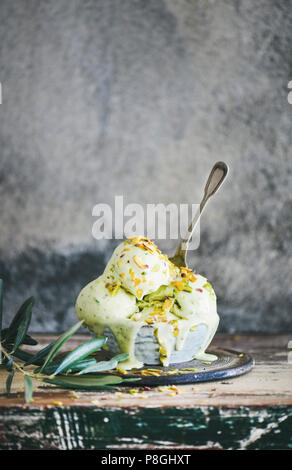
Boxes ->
[0,334,292,449]
[1,333,291,408]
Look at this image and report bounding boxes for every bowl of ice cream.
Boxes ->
[75,236,219,370]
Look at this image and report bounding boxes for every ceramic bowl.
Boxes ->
[103,321,219,366]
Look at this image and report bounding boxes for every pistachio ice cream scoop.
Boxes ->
[103,237,178,299]
[76,236,219,370]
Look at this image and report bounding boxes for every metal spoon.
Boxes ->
[169,161,229,268]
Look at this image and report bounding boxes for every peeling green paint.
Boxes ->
[0,406,291,450]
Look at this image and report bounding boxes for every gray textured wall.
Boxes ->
[0,0,292,333]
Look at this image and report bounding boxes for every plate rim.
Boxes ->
[114,347,255,386]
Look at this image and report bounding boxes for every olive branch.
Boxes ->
[0,279,138,403]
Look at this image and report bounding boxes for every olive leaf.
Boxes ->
[5,297,34,351]
[68,357,98,372]
[8,296,34,329]
[5,356,14,371]
[1,329,38,347]
[49,337,107,376]
[11,300,34,354]
[44,374,128,390]
[77,353,129,375]
[39,320,83,373]
[34,357,97,375]
[24,375,33,403]
[6,370,15,394]
[12,348,39,364]
[0,282,140,398]
[18,333,38,346]
[24,341,57,367]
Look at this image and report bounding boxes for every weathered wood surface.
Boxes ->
[0,334,292,449]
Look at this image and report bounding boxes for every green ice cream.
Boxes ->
[76,236,219,370]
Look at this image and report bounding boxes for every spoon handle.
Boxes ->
[173,161,229,265]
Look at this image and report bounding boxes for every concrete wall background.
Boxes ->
[0,0,291,333]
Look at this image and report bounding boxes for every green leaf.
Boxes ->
[24,341,57,367]
[1,329,38,347]
[77,353,129,375]
[118,377,142,383]
[5,356,14,371]
[11,343,57,367]
[6,297,34,335]
[6,370,15,394]
[11,300,33,353]
[24,375,33,403]
[21,334,38,346]
[44,374,128,390]
[33,357,97,375]
[69,358,98,372]
[38,320,83,373]
[51,337,107,376]
[4,297,34,351]
[0,279,3,365]
[13,348,40,364]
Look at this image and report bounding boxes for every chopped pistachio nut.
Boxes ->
[159,346,167,357]
[133,255,148,269]
[183,282,193,293]
[190,325,198,331]
[173,326,179,337]
[136,289,143,299]
[172,281,185,291]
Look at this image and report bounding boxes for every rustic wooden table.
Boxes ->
[0,333,292,450]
